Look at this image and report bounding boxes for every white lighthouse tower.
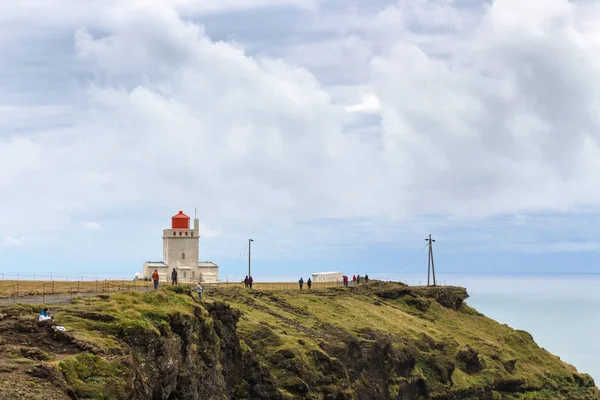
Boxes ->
[163,210,199,268]
[143,210,219,283]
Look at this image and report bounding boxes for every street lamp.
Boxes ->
[248,239,254,279]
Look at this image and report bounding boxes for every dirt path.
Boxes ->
[0,286,154,305]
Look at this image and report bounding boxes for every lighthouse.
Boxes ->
[163,210,199,268]
[142,210,219,283]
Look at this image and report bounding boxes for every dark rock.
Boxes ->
[495,378,525,393]
[37,319,55,328]
[457,345,483,374]
[396,377,429,400]
[405,296,431,312]
[574,373,596,388]
[20,347,50,361]
[13,316,39,333]
[503,358,517,374]
[420,354,455,385]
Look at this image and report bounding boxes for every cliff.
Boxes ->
[0,282,597,400]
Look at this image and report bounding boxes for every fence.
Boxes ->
[201,281,344,291]
[0,276,153,302]
[0,273,450,303]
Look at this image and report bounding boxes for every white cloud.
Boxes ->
[3,236,24,247]
[2,0,600,264]
[344,92,381,114]
[82,221,103,230]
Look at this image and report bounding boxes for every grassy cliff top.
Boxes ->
[209,282,597,399]
[0,282,597,400]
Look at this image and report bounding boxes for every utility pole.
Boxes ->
[425,234,437,286]
[248,239,254,278]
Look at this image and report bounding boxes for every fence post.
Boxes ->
[52,280,55,294]
[42,283,45,304]
[78,280,80,293]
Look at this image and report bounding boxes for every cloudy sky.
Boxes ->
[2,0,600,280]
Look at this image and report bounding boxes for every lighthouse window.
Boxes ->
[182,252,185,260]
[185,232,188,236]
[191,232,194,237]
[179,231,182,236]
[183,271,187,279]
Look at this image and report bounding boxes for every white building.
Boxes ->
[143,210,219,283]
[312,271,343,283]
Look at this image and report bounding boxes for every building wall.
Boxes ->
[162,228,199,268]
[312,272,343,283]
[198,267,218,283]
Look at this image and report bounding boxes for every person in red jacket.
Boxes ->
[152,269,160,290]
[352,275,357,285]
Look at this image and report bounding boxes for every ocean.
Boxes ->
[438,274,600,383]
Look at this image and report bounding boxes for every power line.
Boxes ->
[398,247,428,283]
[394,243,429,276]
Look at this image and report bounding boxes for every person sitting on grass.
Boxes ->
[196,282,203,301]
[39,308,53,321]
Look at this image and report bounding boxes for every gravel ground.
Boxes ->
[0,286,154,305]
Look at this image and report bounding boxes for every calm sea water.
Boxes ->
[438,274,600,383]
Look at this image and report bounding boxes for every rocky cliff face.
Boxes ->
[0,283,597,400]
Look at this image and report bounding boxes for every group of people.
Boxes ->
[149,268,183,289]
[342,274,369,286]
[244,276,254,289]
[150,268,204,301]
[298,277,312,290]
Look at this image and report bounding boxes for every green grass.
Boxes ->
[0,282,596,399]
[210,284,598,399]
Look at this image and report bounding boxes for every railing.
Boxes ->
[0,277,154,302]
[200,281,345,291]
[0,273,451,304]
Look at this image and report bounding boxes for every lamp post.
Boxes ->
[248,239,254,279]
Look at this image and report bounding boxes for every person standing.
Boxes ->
[249,276,254,289]
[365,274,369,283]
[244,276,249,289]
[352,275,357,286]
[171,268,178,285]
[196,282,204,301]
[357,275,361,285]
[299,277,304,290]
[152,269,160,290]
[307,278,312,290]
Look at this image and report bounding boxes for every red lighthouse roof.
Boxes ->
[172,210,189,219]
[171,210,190,229]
